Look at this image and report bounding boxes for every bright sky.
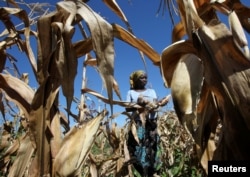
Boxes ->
[1,0,250,126]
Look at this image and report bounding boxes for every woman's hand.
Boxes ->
[157,94,171,107]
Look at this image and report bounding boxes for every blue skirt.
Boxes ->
[127,119,161,176]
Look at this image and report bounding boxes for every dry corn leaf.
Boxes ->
[74,38,93,58]
[112,24,160,65]
[29,78,61,176]
[116,157,126,176]
[56,1,78,115]
[1,137,20,166]
[50,109,63,159]
[113,78,122,100]
[123,139,133,177]
[100,159,117,176]
[131,122,139,145]
[90,163,98,177]
[0,123,12,151]
[160,40,197,87]
[228,11,249,58]
[36,12,55,83]
[176,0,193,40]
[168,53,203,132]
[53,110,107,177]
[77,2,116,114]
[5,0,19,8]
[103,0,131,31]
[84,57,97,67]
[82,87,142,109]
[197,92,220,172]
[226,0,250,33]
[172,22,186,42]
[0,134,10,151]
[7,134,35,177]
[22,21,37,76]
[0,73,34,116]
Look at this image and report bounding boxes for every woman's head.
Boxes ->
[129,70,147,89]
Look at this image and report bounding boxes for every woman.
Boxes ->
[126,70,170,176]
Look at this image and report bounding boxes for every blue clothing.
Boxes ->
[126,89,157,103]
[126,89,157,119]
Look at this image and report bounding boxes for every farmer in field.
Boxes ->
[126,70,170,176]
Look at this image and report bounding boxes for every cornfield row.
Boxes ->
[0,109,205,176]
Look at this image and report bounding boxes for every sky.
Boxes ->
[0,0,250,126]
